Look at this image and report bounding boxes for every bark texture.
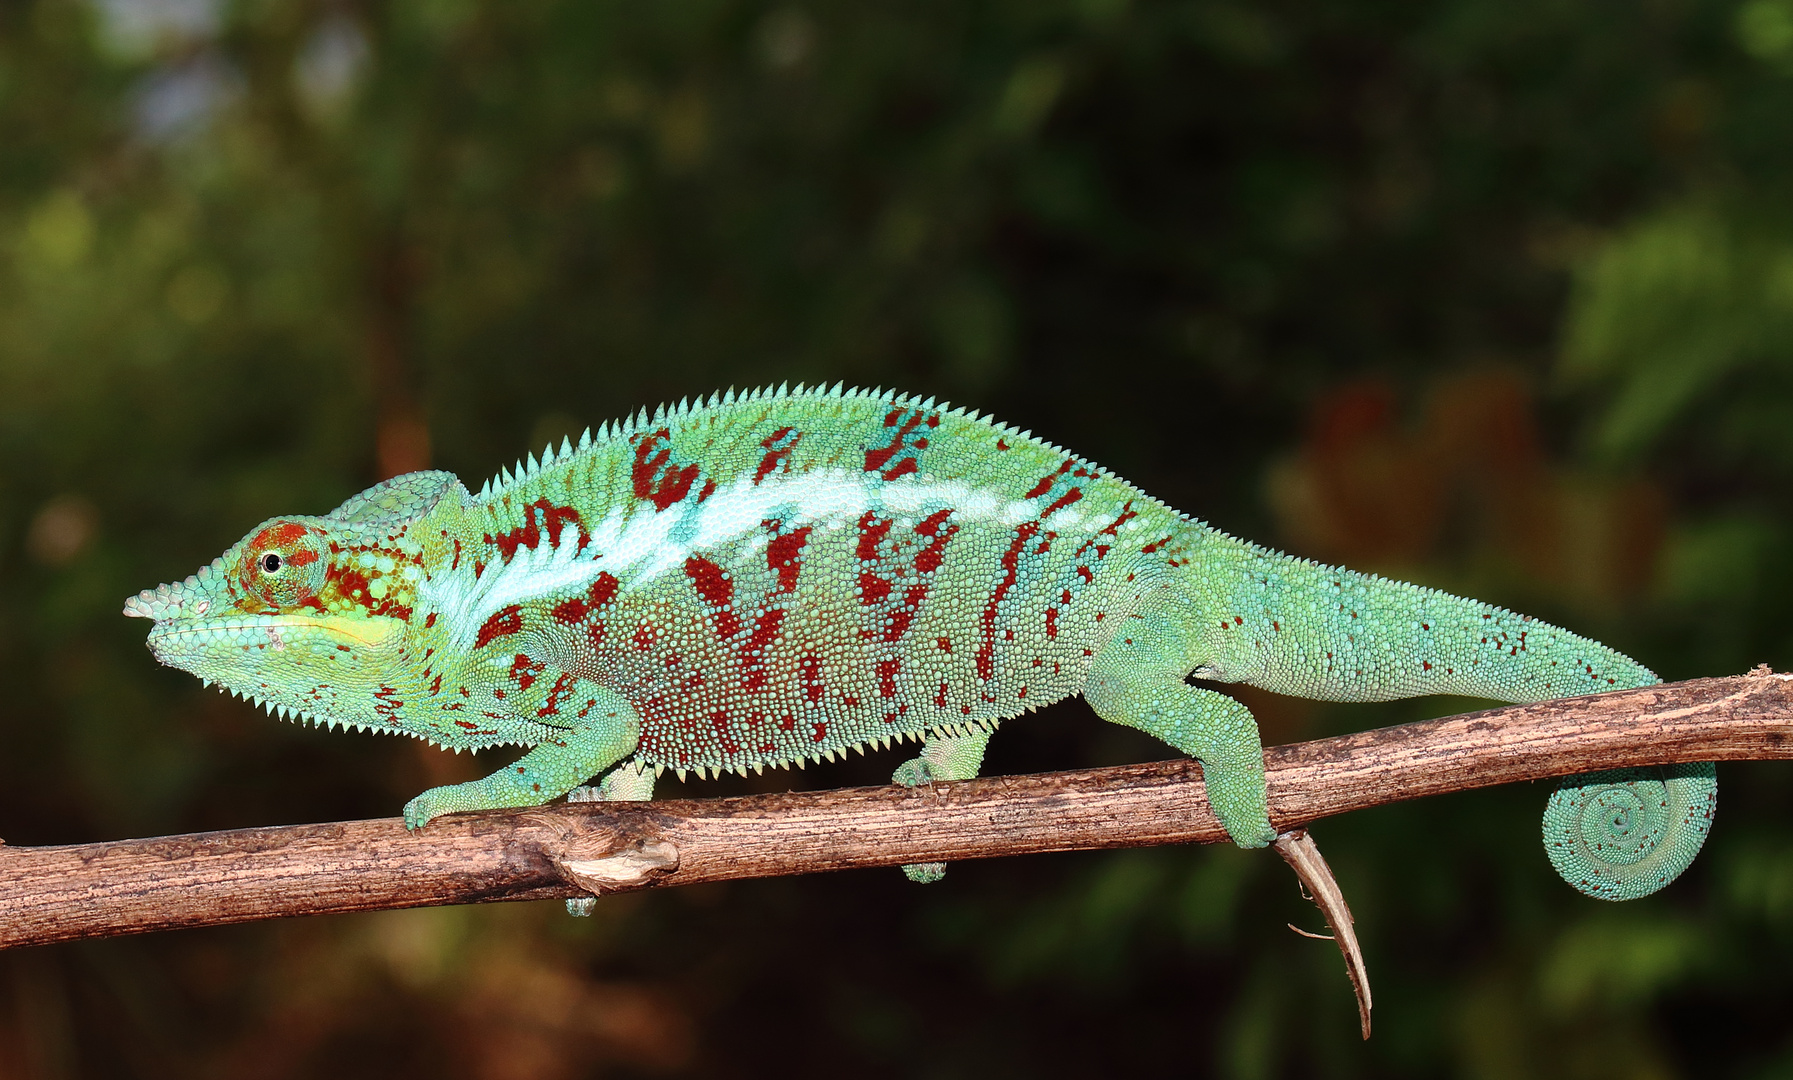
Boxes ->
[3,674,1788,949]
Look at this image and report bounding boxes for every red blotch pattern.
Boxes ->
[485,498,588,560]
[863,407,938,480]
[475,605,524,648]
[429,401,1156,777]
[631,428,705,511]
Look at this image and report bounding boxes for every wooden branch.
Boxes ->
[3,673,1789,950]
[1275,828,1372,1037]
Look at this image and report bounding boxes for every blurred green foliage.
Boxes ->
[3,0,1793,1075]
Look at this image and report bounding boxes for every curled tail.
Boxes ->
[1544,763,1717,900]
[1529,650,1717,900]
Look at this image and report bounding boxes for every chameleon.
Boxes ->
[124,385,1715,900]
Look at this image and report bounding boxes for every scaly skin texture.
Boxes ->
[124,385,1715,900]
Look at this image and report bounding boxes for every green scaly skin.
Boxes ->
[124,385,1715,902]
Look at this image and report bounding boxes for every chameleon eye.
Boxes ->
[238,520,327,609]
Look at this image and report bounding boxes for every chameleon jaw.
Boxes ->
[144,612,406,652]
[138,610,415,737]
[139,611,408,697]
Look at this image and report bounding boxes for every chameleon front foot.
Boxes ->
[401,767,572,829]
[403,685,643,831]
[402,782,484,831]
[892,756,949,882]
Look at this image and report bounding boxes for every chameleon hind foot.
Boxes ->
[1083,617,1277,850]
[893,726,992,883]
[564,759,658,917]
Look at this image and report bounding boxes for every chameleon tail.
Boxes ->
[1195,542,1718,900]
[1533,656,1716,901]
[1542,764,1717,900]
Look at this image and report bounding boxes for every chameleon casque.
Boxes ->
[125,385,1716,900]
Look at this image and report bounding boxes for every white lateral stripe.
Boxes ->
[429,467,1088,647]
[426,532,610,648]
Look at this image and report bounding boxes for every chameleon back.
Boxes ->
[413,387,1191,776]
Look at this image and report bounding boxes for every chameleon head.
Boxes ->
[122,514,420,729]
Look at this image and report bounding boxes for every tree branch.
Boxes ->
[3,673,1789,950]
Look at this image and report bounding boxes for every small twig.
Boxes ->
[1276,829,1372,1038]
[1,673,1790,952]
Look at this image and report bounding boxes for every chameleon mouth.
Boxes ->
[144,612,405,652]
[126,566,402,651]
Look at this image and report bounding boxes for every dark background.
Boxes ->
[4,0,1793,1075]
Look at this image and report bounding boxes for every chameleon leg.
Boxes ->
[564,758,657,916]
[403,680,642,830]
[1084,614,1277,849]
[597,757,657,800]
[892,727,992,883]
[566,757,658,805]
